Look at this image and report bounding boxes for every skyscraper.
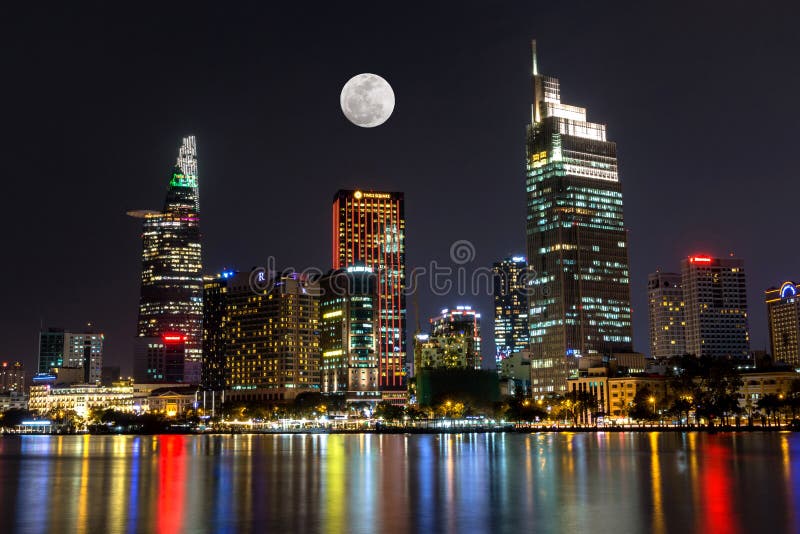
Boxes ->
[525,41,633,395]
[37,327,103,383]
[38,328,65,374]
[224,270,321,402]
[682,255,749,358]
[201,269,237,391]
[63,331,104,384]
[332,189,406,404]
[130,136,203,384]
[765,281,800,369]
[133,334,186,383]
[492,256,529,369]
[318,266,380,402]
[647,271,686,358]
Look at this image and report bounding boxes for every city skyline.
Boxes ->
[3,3,800,374]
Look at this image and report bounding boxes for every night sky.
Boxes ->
[2,1,799,374]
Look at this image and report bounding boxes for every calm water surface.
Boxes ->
[0,432,797,533]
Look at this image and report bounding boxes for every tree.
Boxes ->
[667,397,693,426]
[786,379,800,419]
[0,408,34,428]
[628,386,658,424]
[505,393,547,423]
[374,401,404,421]
[435,400,466,419]
[561,390,596,426]
[405,405,431,420]
[758,394,782,426]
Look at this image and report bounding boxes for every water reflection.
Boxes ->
[0,432,797,533]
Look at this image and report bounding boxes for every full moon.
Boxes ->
[340,73,395,128]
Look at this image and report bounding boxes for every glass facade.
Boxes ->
[492,256,529,370]
[319,267,380,400]
[38,328,65,374]
[133,136,203,384]
[525,41,633,395]
[37,328,103,383]
[332,190,406,394]
[201,271,235,391]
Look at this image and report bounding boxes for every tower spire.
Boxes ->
[531,39,538,76]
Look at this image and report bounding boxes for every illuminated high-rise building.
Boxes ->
[133,334,186,383]
[37,327,103,383]
[492,256,529,369]
[318,266,380,402]
[63,331,104,384]
[647,271,686,358]
[332,189,406,404]
[682,255,749,358]
[415,306,482,373]
[129,136,203,384]
[201,269,237,391]
[525,41,633,395]
[0,362,25,392]
[38,328,65,374]
[765,281,800,369]
[224,270,321,402]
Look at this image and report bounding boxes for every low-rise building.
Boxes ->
[145,387,198,417]
[0,391,28,411]
[29,383,136,419]
[739,369,799,413]
[569,368,669,421]
[499,351,531,396]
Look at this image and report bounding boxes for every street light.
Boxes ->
[649,396,656,424]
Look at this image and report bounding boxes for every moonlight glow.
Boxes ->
[340,73,395,127]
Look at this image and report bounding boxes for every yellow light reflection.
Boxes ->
[325,436,345,534]
[76,434,90,534]
[649,433,665,534]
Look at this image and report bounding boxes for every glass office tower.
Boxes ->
[525,41,633,396]
[492,256,530,370]
[130,136,203,383]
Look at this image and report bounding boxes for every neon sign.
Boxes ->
[780,281,797,299]
[689,255,712,263]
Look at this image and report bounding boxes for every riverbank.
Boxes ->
[4,423,797,436]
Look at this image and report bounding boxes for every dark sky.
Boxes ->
[2,1,799,374]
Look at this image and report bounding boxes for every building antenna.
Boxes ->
[531,39,538,76]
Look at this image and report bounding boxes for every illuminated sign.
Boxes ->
[781,281,797,299]
[169,172,198,188]
[162,333,186,343]
[346,265,373,273]
[322,310,343,319]
[353,190,391,199]
[689,255,713,263]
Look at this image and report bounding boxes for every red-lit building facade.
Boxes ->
[332,190,406,402]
